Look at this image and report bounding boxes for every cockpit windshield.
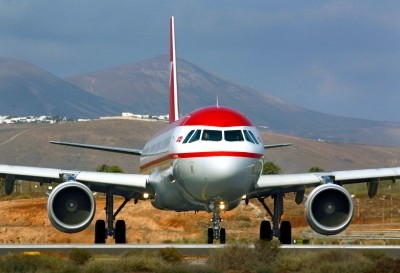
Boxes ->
[182,129,259,144]
[182,130,195,143]
[202,130,222,141]
[247,130,259,144]
[243,130,259,144]
[224,130,244,142]
[189,130,201,143]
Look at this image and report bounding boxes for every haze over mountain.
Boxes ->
[0,58,128,119]
[1,55,400,146]
[66,55,400,147]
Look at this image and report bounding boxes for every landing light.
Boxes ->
[219,202,226,210]
[241,195,247,200]
[143,193,149,199]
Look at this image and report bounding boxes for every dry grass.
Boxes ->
[0,244,398,273]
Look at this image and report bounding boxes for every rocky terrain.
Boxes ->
[0,192,399,244]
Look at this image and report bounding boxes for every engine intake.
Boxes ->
[47,181,96,233]
[305,183,354,235]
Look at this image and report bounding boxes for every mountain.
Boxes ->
[0,58,128,119]
[1,55,400,146]
[66,55,400,146]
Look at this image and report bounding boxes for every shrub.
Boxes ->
[0,253,75,273]
[368,257,400,273]
[159,247,182,263]
[253,239,281,261]
[255,267,274,273]
[119,250,165,272]
[158,264,221,273]
[362,250,387,261]
[302,250,374,273]
[236,214,251,222]
[207,241,280,272]
[82,259,123,273]
[96,164,124,173]
[273,251,314,272]
[69,248,93,265]
[262,162,281,175]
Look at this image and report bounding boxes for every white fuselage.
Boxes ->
[139,107,265,212]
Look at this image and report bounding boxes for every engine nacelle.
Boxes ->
[47,181,96,233]
[305,183,354,235]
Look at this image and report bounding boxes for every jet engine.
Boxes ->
[47,181,96,233]
[305,183,354,235]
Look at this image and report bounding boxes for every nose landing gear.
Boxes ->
[206,201,226,244]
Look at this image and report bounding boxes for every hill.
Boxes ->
[1,119,400,174]
[66,55,400,146]
[0,120,399,244]
[0,58,128,119]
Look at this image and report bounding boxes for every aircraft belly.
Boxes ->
[175,156,262,203]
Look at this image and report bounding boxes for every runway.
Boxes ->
[0,244,399,257]
[0,244,224,256]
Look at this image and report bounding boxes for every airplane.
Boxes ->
[1,16,400,244]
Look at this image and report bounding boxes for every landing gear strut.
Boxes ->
[206,201,226,244]
[258,192,292,244]
[94,191,131,244]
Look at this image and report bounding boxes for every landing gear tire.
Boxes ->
[220,228,226,244]
[258,193,293,244]
[279,221,292,244]
[260,220,273,241]
[97,191,133,244]
[207,228,213,244]
[115,220,126,244]
[94,220,106,244]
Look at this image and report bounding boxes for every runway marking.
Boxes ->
[0,128,38,146]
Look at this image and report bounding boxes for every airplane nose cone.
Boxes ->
[175,156,262,203]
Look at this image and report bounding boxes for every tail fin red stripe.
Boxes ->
[169,16,179,123]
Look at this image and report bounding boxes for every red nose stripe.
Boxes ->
[174,151,263,159]
[140,151,262,172]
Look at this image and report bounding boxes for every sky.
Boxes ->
[0,0,399,122]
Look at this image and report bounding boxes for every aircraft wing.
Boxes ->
[50,141,142,156]
[264,143,291,149]
[0,164,149,194]
[252,167,400,195]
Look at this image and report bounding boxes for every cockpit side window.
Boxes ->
[188,130,201,143]
[243,130,255,144]
[183,130,195,144]
[248,130,259,144]
[225,130,244,142]
[202,130,222,141]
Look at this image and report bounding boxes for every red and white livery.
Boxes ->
[1,16,399,244]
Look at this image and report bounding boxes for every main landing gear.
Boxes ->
[205,194,292,244]
[94,191,134,244]
[206,201,226,244]
[258,192,292,244]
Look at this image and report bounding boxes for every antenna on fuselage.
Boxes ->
[216,96,219,107]
[169,16,179,123]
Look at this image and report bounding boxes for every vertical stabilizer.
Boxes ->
[169,16,179,123]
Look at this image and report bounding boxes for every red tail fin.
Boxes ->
[169,16,179,123]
